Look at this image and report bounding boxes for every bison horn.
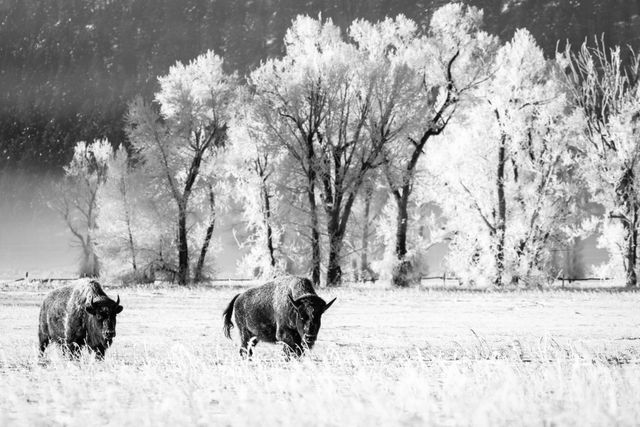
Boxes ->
[85,296,98,315]
[115,295,120,306]
[323,297,337,312]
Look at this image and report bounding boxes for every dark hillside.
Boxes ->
[1,0,638,170]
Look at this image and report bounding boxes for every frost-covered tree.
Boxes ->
[227,97,287,278]
[251,16,389,286]
[430,29,576,287]
[249,19,329,284]
[562,40,640,287]
[94,145,168,282]
[344,173,388,282]
[126,50,237,285]
[54,139,112,277]
[94,146,138,277]
[373,4,496,286]
[347,15,427,285]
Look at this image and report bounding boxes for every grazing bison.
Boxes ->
[223,275,336,357]
[38,280,123,359]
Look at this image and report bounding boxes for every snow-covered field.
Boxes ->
[1,282,640,426]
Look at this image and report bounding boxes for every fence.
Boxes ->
[4,272,624,289]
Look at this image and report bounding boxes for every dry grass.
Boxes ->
[2,283,640,426]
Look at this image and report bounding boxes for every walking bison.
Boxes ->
[38,280,123,359]
[223,275,336,358]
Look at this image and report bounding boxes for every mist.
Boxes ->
[0,170,76,279]
[0,169,252,280]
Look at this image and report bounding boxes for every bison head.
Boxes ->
[85,295,123,344]
[288,294,336,349]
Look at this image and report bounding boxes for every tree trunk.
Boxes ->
[326,242,343,286]
[626,223,638,287]
[308,183,321,286]
[395,187,410,260]
[79,240,100,278]
[126,218,137,273]
[304,131,322,286]
[360,185,372,281]
[177,204,189,286]
[121,177,137,273]
[324,177,361,287]
[495,132,507,287]
[391,187,412,287]
[326,212,343,287]
[623,205,638,288]
[194,187,216,283]
[617,168,638,288]
[262,181,276,267]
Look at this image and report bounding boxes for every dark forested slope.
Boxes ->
[1,0,638,170]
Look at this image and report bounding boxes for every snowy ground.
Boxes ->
[1,282,640,426]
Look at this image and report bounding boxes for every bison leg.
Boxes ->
[38,333,50,356]
[276,327,303,359]
[92,345,106,360]
[240,340,257,359]
[282,345,303,359]
[238,328,257,359]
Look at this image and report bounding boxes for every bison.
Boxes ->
[38,280,123,359]
[223,275,336,358]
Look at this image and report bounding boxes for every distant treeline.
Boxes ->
[0,0,638,171]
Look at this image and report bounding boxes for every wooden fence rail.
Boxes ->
[5,273,620,287]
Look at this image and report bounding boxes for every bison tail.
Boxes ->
[223,294,240,340]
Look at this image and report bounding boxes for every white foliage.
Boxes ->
[428,29,576,286]
[249,14,386,282]
[56,139,114,277]
[561,41,640,285]
[226,98,288,278]
[94,145,177,280]
[429,3,484,47]
[64,138,112,179]
[156,50,236,125]
[592,220,626,280]
[123,49,238,282]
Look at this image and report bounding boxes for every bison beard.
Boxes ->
[223,275,336,358]
[38,280,123,359]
